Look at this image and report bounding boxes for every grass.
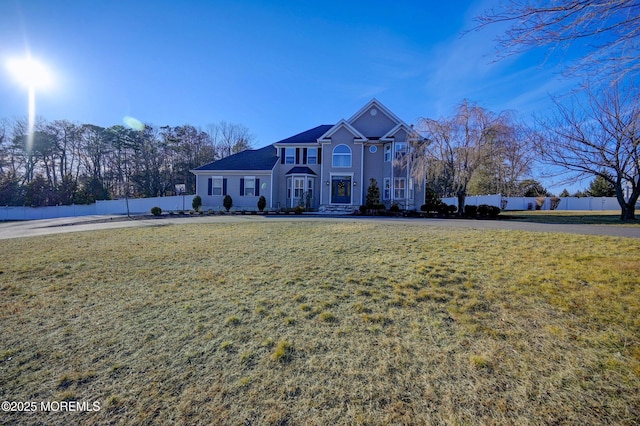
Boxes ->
[505,209,640,225]
[1,220,639,425]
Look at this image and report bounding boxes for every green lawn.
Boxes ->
[1,221,639,425]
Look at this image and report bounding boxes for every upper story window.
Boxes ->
[307,148,318,165]
[285,148,295,164]
[332,144,352,168]
[384,144,392,162]
[395,142,407,158]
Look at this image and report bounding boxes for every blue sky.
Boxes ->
[1,0,581,190]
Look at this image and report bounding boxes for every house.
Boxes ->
[191,99,426,212]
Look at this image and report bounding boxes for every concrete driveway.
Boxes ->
[1,214,639,240]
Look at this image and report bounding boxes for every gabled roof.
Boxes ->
[192,145,278,172]
[318,119,367,142]
[347,98,404,127]
[381,123,414,141]
[274,125,333,145]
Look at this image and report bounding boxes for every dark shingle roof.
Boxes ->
[193,145,278,171]
[285,167,317,175]
[274,125,333,144]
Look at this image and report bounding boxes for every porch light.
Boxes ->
[353,181,357,186]
[326,181,330,186]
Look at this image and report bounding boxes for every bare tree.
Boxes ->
[208,121,255,159]
[473,0,640,83]
[406,100,510,213]
[534,84,639,220]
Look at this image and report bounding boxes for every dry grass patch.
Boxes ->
[0,221,639,425]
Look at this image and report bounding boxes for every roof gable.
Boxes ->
[318,119,367,143]
[347,98,403,128]
[192,145,278,172]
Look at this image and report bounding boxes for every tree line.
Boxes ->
[0,119,253,206]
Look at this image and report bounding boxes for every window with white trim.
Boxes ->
[285,148,295,164]
[383,177,391,200]
[332,144,352,168]
[395,142,407,159]
[394,177,406,199]
[384,144,392,162]
[212,177,223,195]
[244,176,255,196]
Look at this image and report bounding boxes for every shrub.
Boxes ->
[477,204,489,217]
[150,206,162,216]
[192,195,202,212]
[223,195,233,212]
[447,204,457,215]
[257,195,267,212]
[389,203,401,213]
[487,205,501,218]
[464,205,477,218]
[359,205,367,215]
[294,205,304,214]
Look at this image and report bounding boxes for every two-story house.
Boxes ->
[191,99,426,212]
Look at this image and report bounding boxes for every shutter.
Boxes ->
[207,178,212,196]
[240,178,245,196]
[318,147,322,164]
[280,148,285,164]
[255,178,260,196]
[295,148,300,164]
[223,178,227,195]
[303,148,307,165]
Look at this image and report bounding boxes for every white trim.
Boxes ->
[346,98,403,127]
[318,119,367,142]
[332,144,352,168]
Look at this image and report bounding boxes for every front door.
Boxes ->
[331,176,351,204]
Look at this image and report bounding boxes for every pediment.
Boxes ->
[317,119,367,143]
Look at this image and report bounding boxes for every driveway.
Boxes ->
[1,214,639,240]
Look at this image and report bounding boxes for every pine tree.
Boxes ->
[365,178,381,208]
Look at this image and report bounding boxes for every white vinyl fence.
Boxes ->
[441,194,626,211]
[1,195,195,221]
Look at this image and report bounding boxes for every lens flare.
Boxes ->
[123,116,145,130]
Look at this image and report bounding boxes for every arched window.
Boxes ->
[332,144,352,168]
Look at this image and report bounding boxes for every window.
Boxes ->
[243,177,255,196]
[332,144,352,168]
[369,145,377,154]
[307,148,318,165]
[212,177,223,195]
[408,178,414,199]
[294,177,304,198]
[394,178,406,199]
[383,178,390,200]
[384,144,392,162]
[285,148,295,164]
[395,142,407,158]
[287,177,292,199]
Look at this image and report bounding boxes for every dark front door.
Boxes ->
[331,176,351,204]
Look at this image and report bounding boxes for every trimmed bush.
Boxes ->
[464,205,477,218]
[223,195,233,212]
[389,203,401,213]
[447,204,457,215]
[257,195,267,212]
[192,195,202,212]
[150,206,162,216]
[477,204,490,217]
